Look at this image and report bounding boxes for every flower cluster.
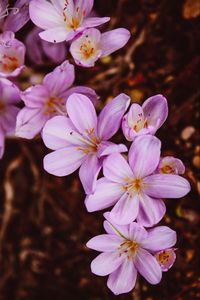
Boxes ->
[0,0,191,296]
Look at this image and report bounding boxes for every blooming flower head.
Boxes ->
[0,31,26,77]
[122,94,168,141]
[70,27,130,67]
[87,215,177,295]
[155,248,176,272]
[29,0,110,43]
[86,135,190,227]
[156,156,185,175]
[16,60,98,139]
[0,0,30,33]
[42,93,130,194]
[0,78,20,158]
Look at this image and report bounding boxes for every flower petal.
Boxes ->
[103,153,133,184]
[87,234,123,252]
[157,156,185,175]
[100,28,130,57]
[142,94,168,134]
[107,258,137,295]
[142,226,177,252]
[67,93,97,135]
[128,135,161,178]
[79,154,101,194]
[128,222,148,242]
[1,106,19,134]
[82,17,110,28]
[85,178,123,212]
[103,213,129,239]
[91,252,123,276]
[43,147,85,176]
[97,142,127,157]
[135,248,162,284]
[65,86,99,106]
[109,193,139,225]
[136,194,166,228]
[21,85,49,108]
[97,93,130,140]
[143,174,191,198]
[39,27,72,43]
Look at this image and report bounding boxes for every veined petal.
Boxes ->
[142,94,168,134]
[43,146,85,176]
[85,178,123,212]
[0,106,19,134]
[79,154,101,194]
[103,220,129,240]
[65,86,99,106]
[67,93,97,135]
[76,0,94,16]
[91,252,123,276]
[39,27,72,43]
[141,226,177,252]
[103,153,133,184]
[97,141,127,157]
[128,222,148,242]
[97,93,130,140]
[21,85,49,108]
[128,135,161,178]
[100,28,130,57]
[82,16,110,28]
[143,174,191,198]
[135,248,162,284]
[107,258,137,295]
[0,78,20,105]
[87,234,123,252]
[29,0,63,30]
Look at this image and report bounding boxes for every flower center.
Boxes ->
[123,178,142,195]
[76,128,100,155]
[132,119,148,132]
[45,97,64,115]
[0,54,19,73]
[63,2,86,30]
[80,40,95,59]
[119,240,139,259]
[161,164,175,174]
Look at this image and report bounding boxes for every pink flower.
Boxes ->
[70,28,130,67]
[0,0,30,33]
[156,156,185,175]
[155,248,176,272]
[16,60,98,139]
[42,93,130,194]
[29,0,110,43]
[87,215,177,295]
[0,78,20,158]
[122,94,168,141]
[0,31,26,77]
[85,135,190,226]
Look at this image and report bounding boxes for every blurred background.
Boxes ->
[0,0,200,299]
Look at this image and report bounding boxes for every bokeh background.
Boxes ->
[0,0,200,299]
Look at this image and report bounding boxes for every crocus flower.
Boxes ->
[122,94,168,141]
[0,31,26,77]
[26,27,67,66]
[70,28,130,67]
[42,92,130,194]
[156,156,185,175]
[155,248,176,272]
[85,135,190,226]
[16,60,98,139]
[87,216,177,295]
[0,78,20,158]
[29,0,110,43]
[0,0,30,33]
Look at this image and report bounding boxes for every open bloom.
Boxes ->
[122,94,168,141]
[42,93,130,194]
[70,28,130,67]
[155,248,176,272]
[16,60,98,139]
[0,0,30,33]
[156,156,185,175]
[26,27,67,66]
[0,78,20,158]
[29,0,110,43]
[0,31,26,77]
[87,217,177,295]
[85,135,190,226]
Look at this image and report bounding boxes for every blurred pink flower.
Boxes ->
[155,248,176,272]
[156,156,185,175]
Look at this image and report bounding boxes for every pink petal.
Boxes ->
[82,16,110,28]
[91,252,123,276]
[79,154,101,194]
[43,147,85,176]
[65,86,99,106]
[155,249,176,272]
[142,94,168,134]
[103,214,129,239]
[85,178,123,212]
[0,78,20,105]
[0,106,19,134]
[136,194,166,228]
[141,226,177,252]
[97,141,127,157]
[100,28,130,57]
[21,85,49,108]
[157,156,185,175]
[77,0,94,16]
[135,248,162,284]
[128,222,148,242]
[107,258,137,295]
[87,234,123,252]
[143,174,191,198]
[110,193,139,225]
[67,93,97,135]
[39,27,72,43]
[103,153,133,184]
[97,93,130,140]
[128,135,161,178]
